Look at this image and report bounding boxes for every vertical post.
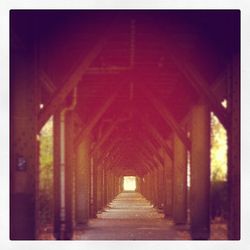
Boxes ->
[90,155,97,218]
[163,149,173,217]
[107,170,112,203]
[96,165,103,213]
[75,135,91,227]
[228,57,240,240]
[148,170,154,205]
[103,167,107,207]
[136,176,141,193]
[152,170,157,207]
[157,166,164,209]
[110,173,115,201]
[64,111,75,239]
[190,101,210,239]
[173,133,187,224]
[10,44,38,239]
[143,175,147,198]
[147,173,150,201]
[155,168,160,208]
[114,175,119,196]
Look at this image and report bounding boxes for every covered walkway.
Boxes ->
[10,10,240,240]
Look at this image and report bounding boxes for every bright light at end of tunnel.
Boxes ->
[123,176,136,191]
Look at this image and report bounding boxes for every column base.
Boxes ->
[10,193,36,240]
[191,228,210,240]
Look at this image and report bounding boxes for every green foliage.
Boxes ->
[210,112,227,181]
[39,117,53,226]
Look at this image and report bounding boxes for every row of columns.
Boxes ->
[53,113,121,239]
[141,101,210,239]
[9,42,121,239]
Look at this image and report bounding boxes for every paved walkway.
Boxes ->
[73,192,191,240]
[38,191,227,240]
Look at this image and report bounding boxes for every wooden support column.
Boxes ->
[107,171,112,203]
[115,175,119,196]
[154,169,159,208]
[146,173,151,202]
[227,57,240,240]
[150,171,155,205]
[64,111,74,239]
[109,171,114,203]
[119,176,123,193]
[158,166,164,209]
[111,173,115,200]
[173,133,187,224]
[143,175,148,199]
[190,101,210,239]
[113,174,116,197]
[10,44,38,239]
[103,167,108,207]
[113,175,117,196]
[163,148,173,217]
[96,165,104,212]
[150,171,154,204]
[153,169,158,207]
[147,173,151,201]
[136,176,141,193]
[90,155,98,218]
[75,136,91,227]
[105,170,110,205]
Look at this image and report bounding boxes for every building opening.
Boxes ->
[123,176,137,191]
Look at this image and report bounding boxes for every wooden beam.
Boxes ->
[91,119,119,155]
[131,133,160,168]
[39,69,56,94]
[141,115,173,160]
[170,52,229,130]
[38,33,110,130]
[144,139,163,166]
[141,86,191,150]
[75,88,120,147]
[95,137,121,168]
[128,147,155,171]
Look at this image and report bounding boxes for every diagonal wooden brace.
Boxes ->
[140,86,191,150]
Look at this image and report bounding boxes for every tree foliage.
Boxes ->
[39,117,53,226]
[210,112,227,181]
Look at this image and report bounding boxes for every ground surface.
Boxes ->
[39,191,227,240]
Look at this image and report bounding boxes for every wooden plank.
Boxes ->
[141,86,191,150]
[38,33,110,130]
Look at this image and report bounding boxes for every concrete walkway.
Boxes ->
[73,191,191,240]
